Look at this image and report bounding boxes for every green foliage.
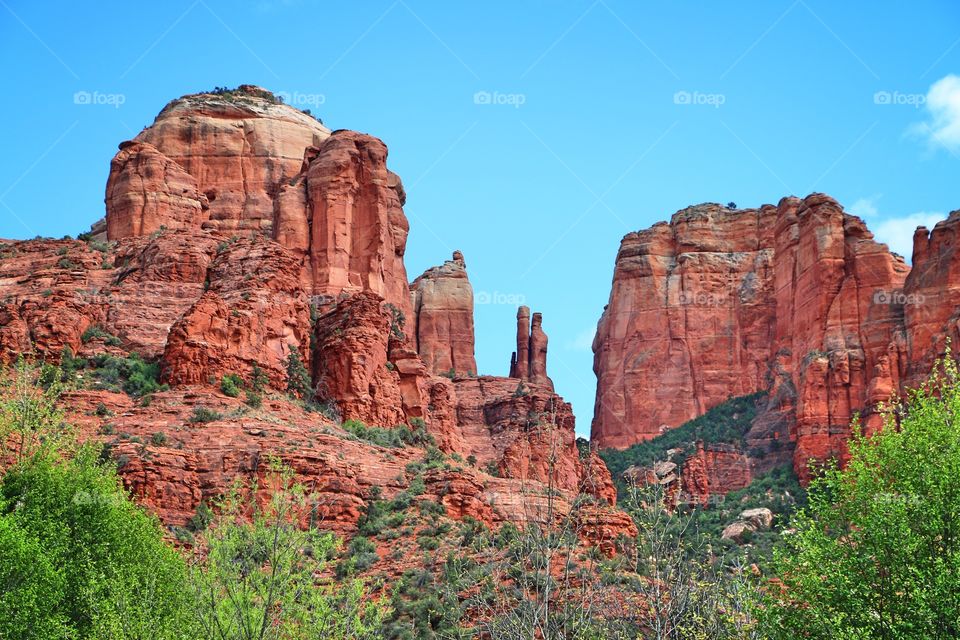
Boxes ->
[250,364,269,393]
[343,419,436,449]
[190,460,388,639]
[151,431,168,446]
[244,389,263,408]
[763,357,960,639]
[0,372,192,640]
[84,352,168,397]
[220,373,243,398]
[285,345,313,401]
[600,392,765,497]
[57,257,78,270]
[677,465,805,570]
[81,325,122,346]
[189,406,222,423]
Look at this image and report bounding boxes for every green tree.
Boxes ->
[285,345,313,402]
[189,458,388,639]
[764,355,960,639]
[0,409,193,640]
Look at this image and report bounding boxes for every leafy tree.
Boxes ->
[764,355,960,639]
[0,362,193,639]
[189,458,388,639]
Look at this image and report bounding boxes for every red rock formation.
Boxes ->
[592,204,777,449]
[125,85,330,235]
[105,141,208,239]
[592,194,926,484]
[509,306,553,390]
[273,131,413,317]
[311,291,407,427]
[410,251,477,376]
[680,442,752,506]
[162,237,312,388]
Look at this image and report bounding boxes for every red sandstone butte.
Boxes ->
[410,250,477,376]
[107,85,330,237]
[592,194,960,486]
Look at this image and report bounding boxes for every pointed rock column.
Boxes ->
[509,305,553,391]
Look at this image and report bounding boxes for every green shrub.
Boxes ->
[84,353,168,397]
[0,446,192,638]
[244,389,262,409]
[220,373,243,398]
[81,325,122,346]
[151,432,168,446]
[188,407,221,423]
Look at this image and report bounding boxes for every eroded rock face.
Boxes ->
[114,85,330,236]
[410,251,477,376]
[273,131,413,317]
[592,204,777,449]
[162,237,312,389]
[509,306,553,390]
[105,142,208,239]
[592,194,934,485]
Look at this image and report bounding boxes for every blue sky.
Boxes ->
[2,0,959,437]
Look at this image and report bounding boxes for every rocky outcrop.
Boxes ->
[509,306,553,390]
[105,142,208,239]
[592,204,776,449]
[591,194,947,485]
[410,251,477,376]
[721,507,774,543]
[680,442,752,506]
[274,131,413,316]
[108,85,330,237]
[161,237,312,388]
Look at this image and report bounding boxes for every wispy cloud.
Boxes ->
[848,196,944,260]
[910,74,960,154]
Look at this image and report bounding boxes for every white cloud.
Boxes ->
[847,195,943,260]
[910,74,960,154]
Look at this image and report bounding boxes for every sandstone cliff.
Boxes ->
[592,193,959,487]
